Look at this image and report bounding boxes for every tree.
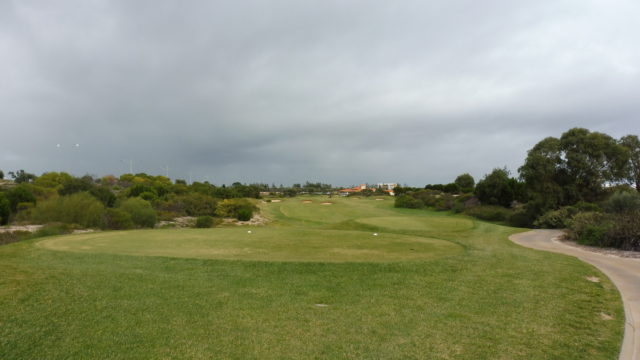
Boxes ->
[560,128,627,202]
[454,173,475,192]
[0,170,4,180]
[619,135,640,191]
[475,168,524,207]
[519,136,567,210]
[520,128,631,209]
[8,170,37,183]
[7,184,36,212]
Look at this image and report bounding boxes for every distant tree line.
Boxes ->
[395,128,640,250]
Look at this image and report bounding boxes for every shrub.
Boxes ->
[30,223,75,239]
[237,208,252,221]
[568,212,612,246]
[465,205,512,222]
[119,198,157,228]
[606,212,640,250]
[195,216,214,228]
[89,187,116,207]
[31,192,106,228]
[604,191,640,214]
[103,208,134,230]
[216,199,257,220]
[434,194,456,211]
[394,195,423,209]
[533,207,578,229]
[0,231,30,245]
[0,192,10,225]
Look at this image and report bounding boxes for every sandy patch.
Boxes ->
[375,198,385,201]
[600,312,614,320]
[0,225,43,233]
[320,202,333,205]
[302,200,313,204]
[270,199,282,203]
[586,276,601,283]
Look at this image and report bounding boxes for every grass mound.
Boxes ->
[37,228,463,262]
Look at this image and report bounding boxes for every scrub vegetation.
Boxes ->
[0,197,623,359]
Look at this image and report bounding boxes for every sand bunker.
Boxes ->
[270,199,282,203]
[320,202,333,205]
[302,200,313,204]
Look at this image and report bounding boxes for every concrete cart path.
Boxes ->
[510,230,640,360]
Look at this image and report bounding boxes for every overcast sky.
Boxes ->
[1,0,639,186]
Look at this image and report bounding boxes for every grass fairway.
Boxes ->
[0,197,624,359]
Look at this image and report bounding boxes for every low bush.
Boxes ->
[103,208,134,230]
[119,198,157,228]
[237,208,252,221]
[0,231,29,245]
[568,212,612,246]
[533,207,578,229]
[394,195,423,209]
[195,216,214,228]
[30,223,75,239]
[216,199,257,220]
[604,191,640,214]
[465,205,512,222]
[31,192,105,228]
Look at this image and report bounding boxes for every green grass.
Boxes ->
[37,228,463,262]
[0,196,624,359]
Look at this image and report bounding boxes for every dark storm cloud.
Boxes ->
[1,0,639,185]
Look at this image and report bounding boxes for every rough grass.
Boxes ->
[0,196,624,359]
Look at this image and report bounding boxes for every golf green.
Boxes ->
[37,228,463,262]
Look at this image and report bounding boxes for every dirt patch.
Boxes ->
[320,202,333,205]
[586,276,601,283]
[157,217,196,228]
[0,225,43,233]
[302,200,313,204]
[270,199,282,203]
[600,312,614,320]
[222,213,270,226]
[375,198,385,201]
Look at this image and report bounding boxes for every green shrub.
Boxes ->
[533,207,578,229]
[605,191,640,214]
[394,195,423,209]
[237,208,252,221]
[434,194,455,211]
[31,192,106,228]
[0,231,29,245]
[89,187,116,207]
[606,212,640,250]
[103,208,134,230]
[216,198,257,219]
[195,216,214,228]
[0,192,10,225]
[30,223,75,239]
[119,198,157,228]
[465,205,512,222]
[568,212,612,246]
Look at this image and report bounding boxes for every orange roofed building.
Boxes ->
[339,183,396,196]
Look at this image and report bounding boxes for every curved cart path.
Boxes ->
[510,230,640,360]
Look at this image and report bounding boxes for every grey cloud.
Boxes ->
[1,0,639,186]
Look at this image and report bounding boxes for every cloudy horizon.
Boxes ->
[1,0,639,186]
